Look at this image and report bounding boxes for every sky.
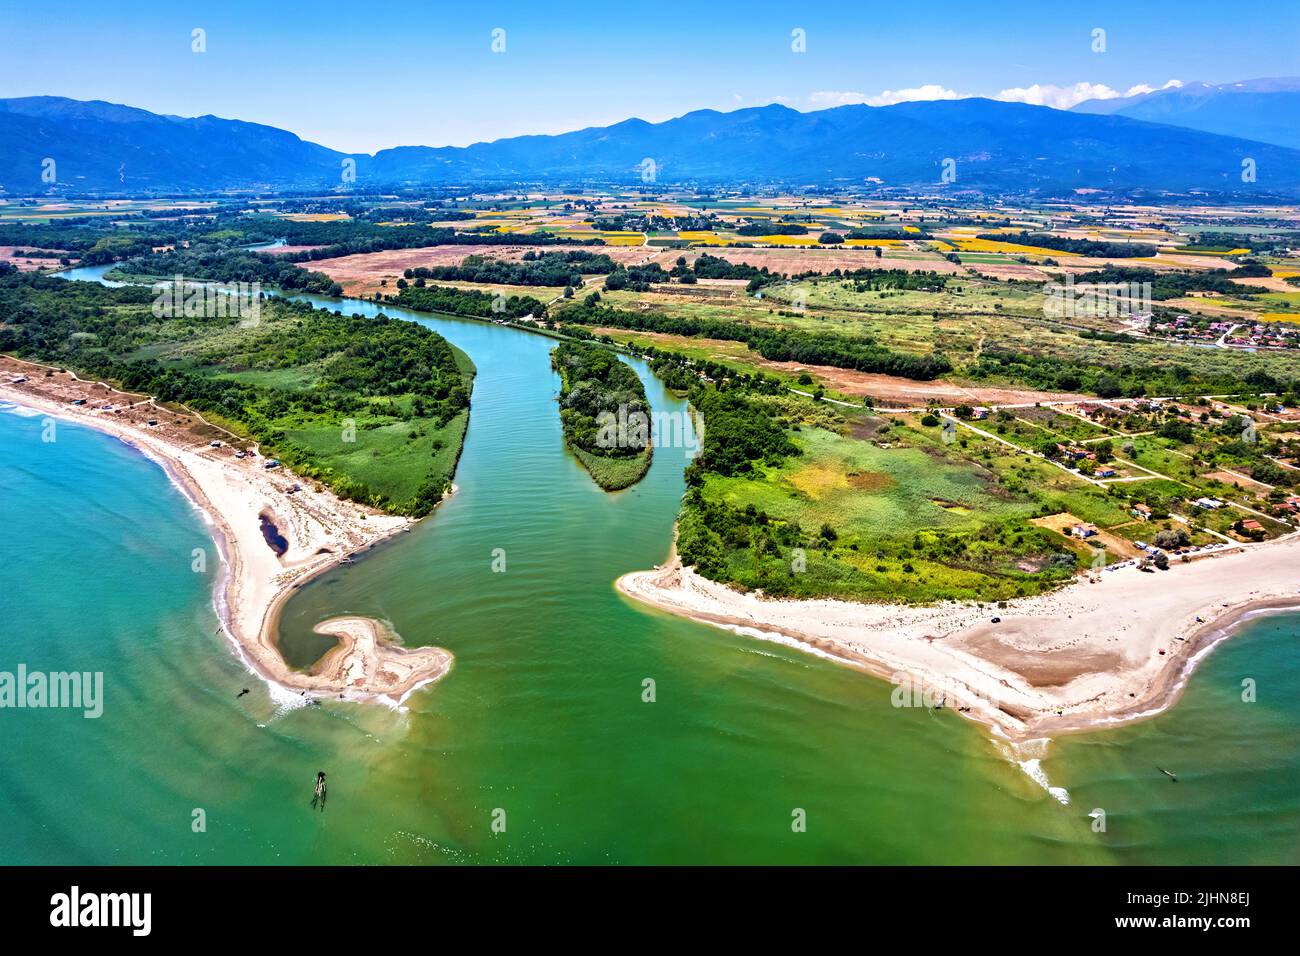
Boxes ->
[2,0,1298,154]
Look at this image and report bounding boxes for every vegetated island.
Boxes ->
[552,340,652,490]
[0,267,472,702]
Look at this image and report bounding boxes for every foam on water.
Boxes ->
[266,682,315,718]
[994,736,1071,806]
[0,401,43,418]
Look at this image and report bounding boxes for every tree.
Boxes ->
[1159,419,1194,443]
[819,232,844,245]
[1094,374,1123,398]
[1153,528,1189,550]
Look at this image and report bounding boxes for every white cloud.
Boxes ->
[808,85,964,109]
[995,82,1119,109]
[996,79,1183,109]
[805,79,1184,113]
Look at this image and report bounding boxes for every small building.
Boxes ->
[1132,503,1153,520]
[1194,497,1224,510]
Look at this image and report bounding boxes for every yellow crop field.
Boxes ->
[1175,247,1251,256]
[953,237,1067,257]
[278,213,350,222]
[1261,312,1300,324]
[678,231,730,245]
[557,230,643,245]
[759,234,818,246]
[844,238,904,248]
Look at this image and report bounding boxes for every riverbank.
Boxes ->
[617,536,1300,740]
[0,359,453,704]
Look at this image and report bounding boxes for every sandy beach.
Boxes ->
[1,359,453,704]
[618,536,1300,740]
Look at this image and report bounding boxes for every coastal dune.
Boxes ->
[1,363,454,704]
[617,537,1300,740]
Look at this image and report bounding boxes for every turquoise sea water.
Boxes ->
[1,273,1297,864]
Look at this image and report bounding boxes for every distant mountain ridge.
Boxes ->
[1072,77,1300,150]
[3,93,1299,196]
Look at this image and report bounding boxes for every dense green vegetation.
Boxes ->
[551,341,652,490]
[556,298,952,380]
[403,250,618,287]
[1070,264,1270,299]
[0,223,174,264]
[113,245,343,295]
[845,228,922,241]
[673,252,776,282]
[604,263,670,292]
[737,222,808,236]
[389,283,547,319]
[0,267,473,515]
[981,231,1157,257]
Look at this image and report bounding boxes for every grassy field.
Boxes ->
[2,272,476,515]
[690,398,1089,603]
[682,375,1297,604]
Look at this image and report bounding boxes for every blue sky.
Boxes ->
[3,0,1297,153]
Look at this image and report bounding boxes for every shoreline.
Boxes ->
[616,539,1300,741]
[1,363,454,704]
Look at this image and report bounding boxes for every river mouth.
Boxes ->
[33,260,1300,865]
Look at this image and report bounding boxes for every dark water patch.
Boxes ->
[259,513,288,556]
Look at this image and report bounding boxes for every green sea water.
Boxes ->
[1,275,1298,864]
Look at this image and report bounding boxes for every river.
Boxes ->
[0,264,1295,863]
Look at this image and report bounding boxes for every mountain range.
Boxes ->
[3,92,1299,196]
[1072,77,1300,150]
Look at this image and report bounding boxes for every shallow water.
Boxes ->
[1,273,1296,864]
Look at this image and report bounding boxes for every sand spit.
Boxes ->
[617,536,1300,740]
[1,360,453,704]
